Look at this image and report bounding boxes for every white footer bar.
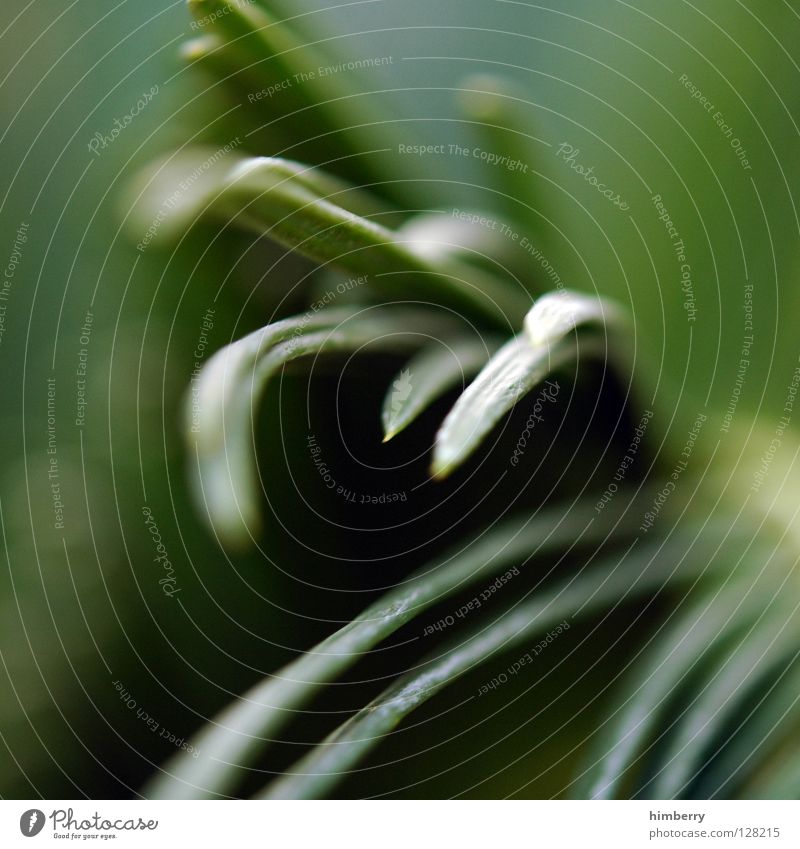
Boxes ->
[2,800,797,847]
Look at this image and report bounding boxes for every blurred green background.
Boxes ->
[1,0,799,798]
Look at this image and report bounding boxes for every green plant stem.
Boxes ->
[133,152,530,326]
[458,74,541,225]
[382,334,504,440]
[643,604,800,799]
[190,306,450,545]
[579,550,794,800]
[256,532,723,800]
[185,0,412,191]
[693,657,800,798]
[145,493,643,799]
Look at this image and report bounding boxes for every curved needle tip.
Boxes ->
[429,458,454,480]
